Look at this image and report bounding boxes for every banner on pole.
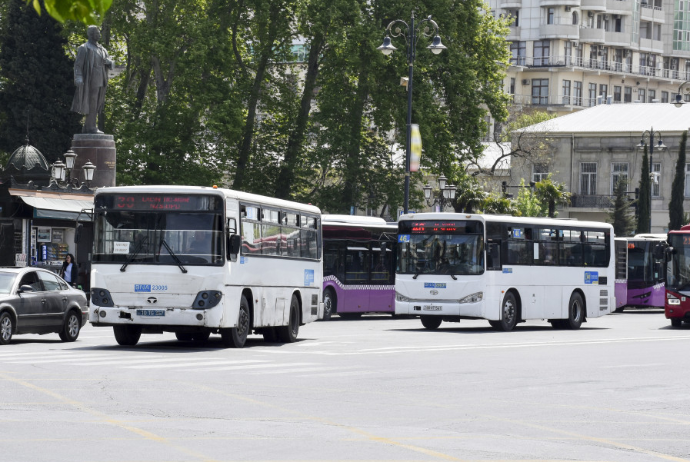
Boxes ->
[410,124,422,172]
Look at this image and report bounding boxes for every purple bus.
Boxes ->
[614,235,667,312]
[322,215,397,319]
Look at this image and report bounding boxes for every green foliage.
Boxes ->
[608,178,636,237]
[480,194,516,215]
[534,176,569,218]
[669,131,687,231]
[27,0,112,25]
[636,144,650,234]
[0,0,82,163]
[514,179,544,217]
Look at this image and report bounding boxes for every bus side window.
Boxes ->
[487,242,501,270]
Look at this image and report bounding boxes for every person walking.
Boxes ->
[60,254,79,287]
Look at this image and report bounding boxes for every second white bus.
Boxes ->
[394,213,615,331]
[88,185,323,347]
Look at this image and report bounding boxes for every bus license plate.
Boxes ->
[136,309,165,317]
[423,305,442,311]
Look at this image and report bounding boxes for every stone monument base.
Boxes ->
[70,134,116,188]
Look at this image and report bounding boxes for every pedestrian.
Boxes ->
[60,254,78,287]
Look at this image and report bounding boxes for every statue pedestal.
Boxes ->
[70,134,116,188]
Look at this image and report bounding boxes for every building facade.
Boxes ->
[489,0,690,112]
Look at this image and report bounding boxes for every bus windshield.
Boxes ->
[397,221,484,276]
[668,234,690,291]
[93,194,224,266]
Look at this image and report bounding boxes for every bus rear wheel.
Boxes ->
[221,295,250,348]
[493,292,518,331]
[565,292,584,329]
[421,316,442,330]
[323,288,336,320]
[276,295,300,343]
[113,325,142,346]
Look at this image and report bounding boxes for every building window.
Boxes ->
[661,91,669,103]
[648,89,656,103]
[614,86,622,102]
[624,86,632,102]
[600,84,608,99]
[511,10,520,27]
[510,41,526,65]
[533,164,549,183]
[547,7,555,24]
[510,78,516,95]
[572,11,579,25]
[581,163,597,195]
[639,88,646,102]
[532,79,549,104]
[564,41,572,66]
[611,163,629,194]
[562,80,571,104]
[588,83,597,106]
[534,40,551,66]
[652,162,661,197]
[574,81,583,106]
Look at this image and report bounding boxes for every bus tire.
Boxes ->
[495,292,519,331]
[323,288,336,320]
[0,312,14,345]
[113,325,142,346]
[175,332,193,341]
[221,295,250,348]
[671,319,682,328]
[191,332,210,344]
[262,327,278,342]
[566,292,584,329]
[421,316,442,330]
[277,296,300,343]
[550,320,566,329]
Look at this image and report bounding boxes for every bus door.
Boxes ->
[370,243,395,311]
[343,244,370,311]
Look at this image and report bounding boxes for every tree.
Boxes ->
[636,144,650,234]
[534,176,570,218]
[609,178,636,237]
[0,0,82,163]
[26,0,113,25]
[669,130,687,231]
[514,179,543,217]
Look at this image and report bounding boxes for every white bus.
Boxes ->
[395,213,614,331]
[88,185,323,347]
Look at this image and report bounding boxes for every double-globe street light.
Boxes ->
[423,174,457,212]
[637,130,666,232]
[377,11,447,215]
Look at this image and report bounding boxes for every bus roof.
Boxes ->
[398,212,613,230]
[668,224,690,234]
[322,215,387,225]
[94,185,321,214]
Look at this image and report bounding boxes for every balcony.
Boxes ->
[606,0,633,14]
[605,31,631,46]
[540,23,580,40]
[570,195,613,208]
[499,0,522,7]
[580,0,606,10]
[640,4,664,21]
[507,26,522,40]
[639,37,665,53]
[579,27,606,43]
[540,0,581,5]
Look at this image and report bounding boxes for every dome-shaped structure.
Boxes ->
[2,139,51,186]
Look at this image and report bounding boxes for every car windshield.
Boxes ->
[0,273,16,294]
[668,234,690,291]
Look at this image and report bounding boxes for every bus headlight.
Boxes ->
[395,291,411,302]
[192,291,222,309]
[667,297,681,305]
[459,292,483,304]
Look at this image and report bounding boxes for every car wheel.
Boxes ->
[59,310,81,342]
[493,292,518,331]
[323,289,335,320]
[221,295,250,348]
[276,295,300,343]
[0,312,14,345]
[565,292,584,329]
[421,316,442,330]
[113,325,142,346]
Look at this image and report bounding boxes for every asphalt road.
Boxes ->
[1,309,689,462]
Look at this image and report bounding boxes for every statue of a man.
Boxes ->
[72,25,113,134]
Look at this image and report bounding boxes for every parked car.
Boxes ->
[0,267,88,345]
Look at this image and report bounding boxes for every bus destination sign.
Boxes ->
[96,194,222,211]
[409,221,460,234]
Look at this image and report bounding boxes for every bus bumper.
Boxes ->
[395,300,484,317]
[89,305,223,328]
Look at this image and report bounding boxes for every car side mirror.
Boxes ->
[18,284,34,293]
[227,234,241,258]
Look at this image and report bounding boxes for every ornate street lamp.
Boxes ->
[423,175,456,212]
[82,160,96,188]
[637,129,666,232]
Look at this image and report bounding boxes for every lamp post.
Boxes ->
[378,11,446,215]
[423,174,457,212]
[673,81,690,107]
[82,160,96,188]
[637,129,666,232]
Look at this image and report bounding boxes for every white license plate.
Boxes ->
[423,305,442,311]
[136,309,165,317]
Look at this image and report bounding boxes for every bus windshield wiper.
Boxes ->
[121,235,148,272]
[160,239,187,273]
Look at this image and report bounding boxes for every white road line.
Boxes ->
[126,360,268,369]
[300,370,376,377]
[5,354,122,364]
[189,362,316,372]
[249,366,347,375]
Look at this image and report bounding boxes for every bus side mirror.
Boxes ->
[228,234,241,257]
[74,224,83,243]
[653,244,665,260]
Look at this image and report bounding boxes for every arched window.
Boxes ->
[572,11,579,25]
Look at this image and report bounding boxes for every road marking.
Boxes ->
[189,362,316,372]
[126,359,267,369]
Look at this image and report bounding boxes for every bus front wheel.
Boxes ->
[671,319,682,328]
[565,292,584,329]
[323,289,336,320]
[421,316,442,330]
[276,295,299,343]
[113,325,142,346]
[493,292,518,332]
[221,296,250,348]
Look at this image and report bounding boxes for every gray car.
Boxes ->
[0,267,88,345]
